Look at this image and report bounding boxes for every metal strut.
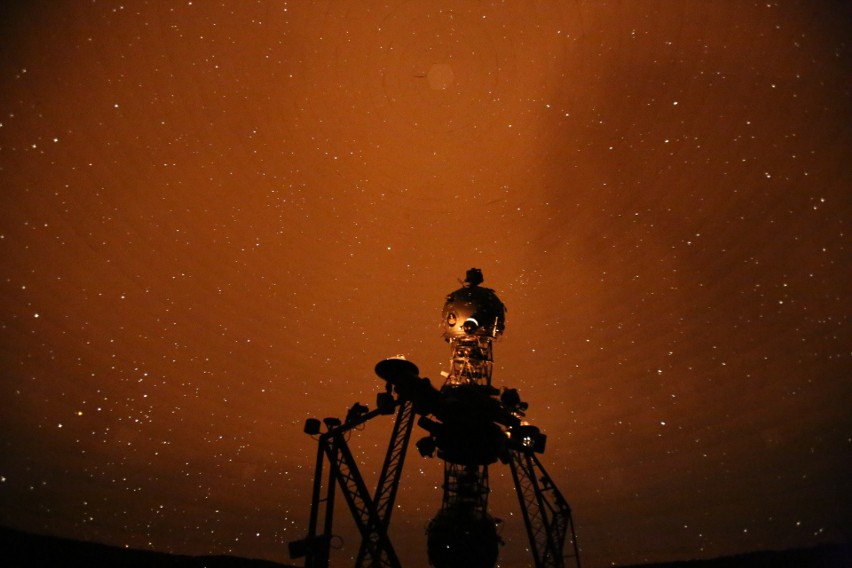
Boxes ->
[508,449,581,568]
[355,400,415,568]
[291,398,415,568]
[323,431,401,568]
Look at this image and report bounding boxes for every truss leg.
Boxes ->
[322,430,402,568]
[290,442,332,567]
[508,450,581,568]
[290,402,404,568]
[355,400,415,568]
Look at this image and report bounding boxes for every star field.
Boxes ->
[1,2,850,567]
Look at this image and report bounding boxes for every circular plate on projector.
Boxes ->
[375,357,420,381]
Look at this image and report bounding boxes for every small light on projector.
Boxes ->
[463,317,479,334]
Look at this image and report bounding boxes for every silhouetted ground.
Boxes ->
[1,526,849,567]
[621,544,852,568]
[0,526,296,568]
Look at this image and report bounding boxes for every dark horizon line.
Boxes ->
[1,525,850,568]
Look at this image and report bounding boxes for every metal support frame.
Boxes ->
[441,462,490,513]
[294,399,415,568]
[446,336,495,387]
[292,393,582,568]
[508,449,581,568]
[355,400,415,567]
[325,430,400,568]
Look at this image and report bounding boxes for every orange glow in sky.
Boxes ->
[1,2,850,567]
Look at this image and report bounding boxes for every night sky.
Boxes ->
[1,2,850,567]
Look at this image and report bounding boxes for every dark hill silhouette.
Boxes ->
[0,526,296,568]
[627,544,852,568]
[1,526,849,568]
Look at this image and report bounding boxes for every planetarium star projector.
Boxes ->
[289,268,581,568]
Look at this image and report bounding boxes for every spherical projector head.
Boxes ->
[441,268,506,341]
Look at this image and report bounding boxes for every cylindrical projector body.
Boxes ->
[426,508,500,568]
